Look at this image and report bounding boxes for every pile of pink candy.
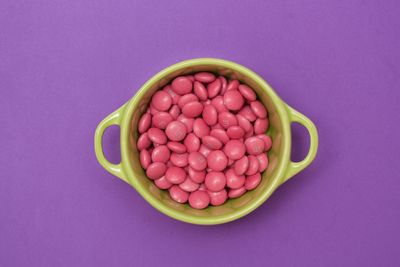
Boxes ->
[136,72,272,209]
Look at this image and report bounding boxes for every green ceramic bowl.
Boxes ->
[94,58,318,225]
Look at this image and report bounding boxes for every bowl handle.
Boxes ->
[94,104,129,183]
[283,105,319,183]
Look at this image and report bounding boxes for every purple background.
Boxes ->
[1,0,400,266]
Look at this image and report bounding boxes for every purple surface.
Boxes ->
[1,1,400,266]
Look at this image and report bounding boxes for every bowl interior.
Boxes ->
[124,60,288,224]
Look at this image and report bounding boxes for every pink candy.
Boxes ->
[169,185,189,203]
[188,190,210,209]
[182,101,203,118]
[184,133,200,152]
[223,140,246,160]
[194,81,208,101]
[136,72,272,209]
[202,104,218,126]
[193,118,210,138]
[188,152,207,171]
[207,150,228,171]
[165,166,186,184]
[207,78,222,98]
[205,172,226,192]
[165,121,187,141]
[238,84,257,101]
[208,189,228,206]
[146,162,167,180]
[194,72,216,83]
[151,145,170,163]
[151,91,172,111]
[226,168,245,189]
[171,77,192,95]
[138,113,152,133]
[245,137,265,155]
[223,90,244,111]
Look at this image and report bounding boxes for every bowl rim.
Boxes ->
[120,58,292,225]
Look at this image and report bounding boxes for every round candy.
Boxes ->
[165,121,187,141]
[147,128,167,144]
[244,137,265,155]
[178,94,198,108]
[189,190,210,209]
[254,118,269,134]
[202,136,223,150]
[169,185,189,203]
[250,100,267,118]
[177,114,194,132]
[207,150,228,171]
[223,140,246,160]
[165,166,186,184]
[239,106,257,122]
[182,101,203,118]
[236,114,252,132]
[163,85,180,104]
[167,141,186,153]
[137,133,152,150]
[188,167,206,183]
[211,96,228,113]
[226,80,239,91]
[257,134,272,151]
[234,156,249,176]
[228,186,246,198]
[257,153,269,172]
[152,112,173,129]
[179,178,200,192]
[245,173,262,190]
[207,78,222,98]
[151,145,170,163]
[139,149,151,169]
[154,176,172,189]
[205,171,226,192]
[183,133,200,152]
[238,84,257,101]
[223,90,244,111]
[193,81,208,101]
[151,91,172,111]
[246,155,259,176]
[210,129,229,144]
[138,113,152,133]
[170,152,188,167]
[194,72,216,83]
[193,118,210,138]
[188,152,207,171]
[218,112,238,129]
[146,162,167,180]
[202,104,218,126]
[171,76,193,95]
[226,168,245,189]
[227,126,245,139]
[169,105,180,120]
[208,189,228,206]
